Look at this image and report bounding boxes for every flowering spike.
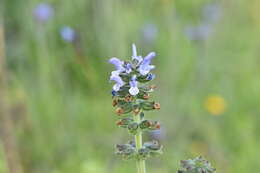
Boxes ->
[108,44,217,173]
[109,44,162,173]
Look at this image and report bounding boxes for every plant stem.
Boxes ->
[134,114,146,173]
[0,17,24,173]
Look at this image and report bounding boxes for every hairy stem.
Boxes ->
[134,114,146,173]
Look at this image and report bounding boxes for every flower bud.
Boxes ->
[139,120,152,129]
[149,121,160,130]
[116,120,123,126]
[112,99,118,107]
[116,100,133,114]
[143,140,163,156]
[153,103,160,110]
[116,118,134,128]
[143,94,149,100]
[142,101,155,111]
[117,88,131,98]
[144,140,161,150]
[136,90,149,100]
[149,84,157,90]
[139,120,160,131]
[132,104,141,115]
[115,143,136,160]
[155,122,160,129]
[128,122,139,135]
[125,95,133,102]
[150,121,161,130]
[116,107,124,115]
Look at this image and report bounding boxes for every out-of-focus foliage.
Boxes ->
[1,0,260,173]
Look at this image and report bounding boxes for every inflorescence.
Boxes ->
[178,156,216,173]
[109,44,162,161]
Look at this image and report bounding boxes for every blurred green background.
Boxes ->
[1,0,260,172]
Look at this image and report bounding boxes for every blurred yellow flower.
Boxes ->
[205,95,226,115]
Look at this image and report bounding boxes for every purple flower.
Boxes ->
[109,57,125,72]
[33,3,53,22]
[110,72,124,91]
[132,44,143,63]
[60,26,76,42]
[138,52,156,75]
[129,75,139,96]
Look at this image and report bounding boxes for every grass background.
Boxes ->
[2,0,260,172]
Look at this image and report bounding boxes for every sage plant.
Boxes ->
[109,44,162,173]
[109,44,216,173]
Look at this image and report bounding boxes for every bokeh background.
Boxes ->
[1,0,260,172]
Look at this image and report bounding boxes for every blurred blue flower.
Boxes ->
[110,71,124,91]
[203,3,222,24]
[129,75,139,96]
[142,23,158,43]
[60,26,76,42]
[138,52,156,75]
[184,3,222,42]
[33,3,53,22]
[184,24,212,41]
